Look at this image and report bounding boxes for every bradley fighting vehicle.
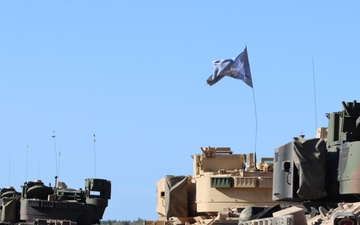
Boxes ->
[147,146,279,225]
[0,177,111,225]
[146,100,360,225]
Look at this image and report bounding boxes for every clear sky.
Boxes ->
[1,1,360,221]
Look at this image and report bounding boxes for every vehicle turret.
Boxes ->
[273,101,360,208]
[0,178,111,225]
[153,147,275,224]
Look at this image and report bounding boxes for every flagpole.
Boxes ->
[252,87,258,167]
[246,46,257,168]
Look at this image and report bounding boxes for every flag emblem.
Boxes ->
[207,48,253,88]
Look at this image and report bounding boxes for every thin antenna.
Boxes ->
[58,150,61,178]
[38,158,41,178]
[312,58,318,129]
[8,156,11,186]
[93,134,96,177]
[52,130,58,176]
[26,144,29,181]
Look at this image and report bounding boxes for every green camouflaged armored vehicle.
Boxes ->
[0,177,111,225]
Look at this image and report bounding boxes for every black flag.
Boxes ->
[207,48,253,88]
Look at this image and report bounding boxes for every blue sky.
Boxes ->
[1,1,360,221]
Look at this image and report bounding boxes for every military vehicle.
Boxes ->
[148,146,279,225]
[0,177,111,225]
[146,100,360,225]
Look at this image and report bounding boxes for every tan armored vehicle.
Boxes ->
[152,147,276,225]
